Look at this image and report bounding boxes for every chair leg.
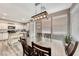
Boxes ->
[23,50,25,56]
[23,52,25,56]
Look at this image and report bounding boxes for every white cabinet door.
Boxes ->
[3,33,8,40]
[0,23,2,29]
[0,33,2,40]
[0,23,8,29]
[15,24,23,30]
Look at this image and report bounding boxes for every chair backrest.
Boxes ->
[32,42,51,56]
[19,37,28,55]
[66,41,78,56]
[19,37,27,47]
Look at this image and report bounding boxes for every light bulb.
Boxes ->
[43,15,46,17]
[37,17,40,19]
[40,16,43,18]
[34,17,37,20]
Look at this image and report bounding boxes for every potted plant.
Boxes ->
[64,35,72,44]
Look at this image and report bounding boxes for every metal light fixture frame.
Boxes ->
[31,11,48,21]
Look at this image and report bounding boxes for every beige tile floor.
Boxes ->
[0,40,23,56]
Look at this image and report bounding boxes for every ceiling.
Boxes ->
[0,3,72,23]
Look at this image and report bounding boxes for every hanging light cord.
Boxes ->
[41,3,42,12]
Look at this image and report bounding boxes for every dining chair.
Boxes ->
[19,37,32,56]
[66,41,78,56]
[31,42,51,56]
[65,42,71,51]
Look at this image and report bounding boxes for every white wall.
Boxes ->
[0,19,24,30]
[70,4,79,41]
[29,21,36,42]
[0,19,24,40]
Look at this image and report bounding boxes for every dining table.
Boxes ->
[27,38,67,56]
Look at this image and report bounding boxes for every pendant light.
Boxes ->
[31,3,48,20]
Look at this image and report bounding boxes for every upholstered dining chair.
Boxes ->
[31,42,51,56]
[66,41,78,56]
[19,37,32,56]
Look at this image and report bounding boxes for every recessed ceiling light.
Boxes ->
[1,16,6,19]
[2,13,8,16]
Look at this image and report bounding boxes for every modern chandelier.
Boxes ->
[31,3,48,20]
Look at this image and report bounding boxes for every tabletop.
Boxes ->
[27,38,66,56]
[37,40,66,56]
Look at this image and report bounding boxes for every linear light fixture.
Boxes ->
[31,11,48,20]
[35,3,40,6]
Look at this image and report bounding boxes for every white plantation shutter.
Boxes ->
[52,14,67,35]
[35,9,70,41]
